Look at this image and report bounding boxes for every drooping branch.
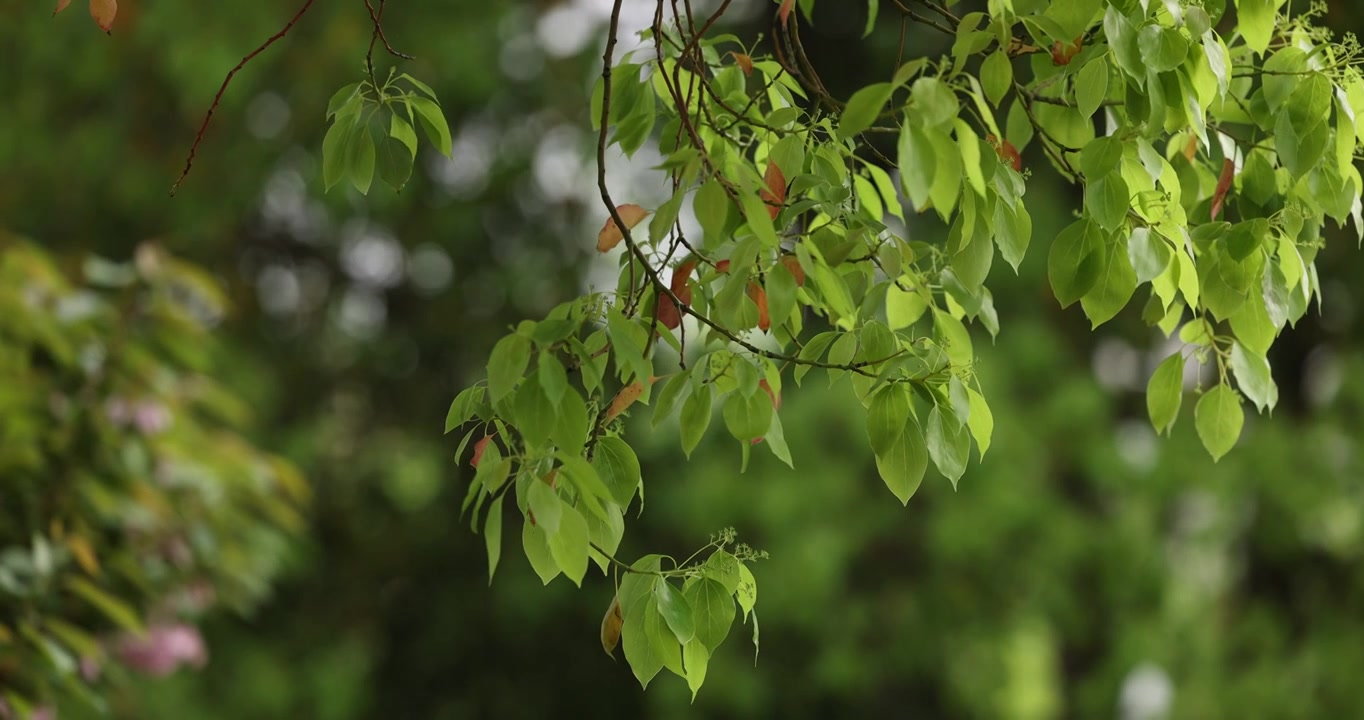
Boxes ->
[364,0,414,88]
[170,0,318,195]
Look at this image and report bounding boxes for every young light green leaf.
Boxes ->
[1076,57,1109,120]
[522,521,561,585]
[723,389,774,442]
[547,505,590,587]
[680,382,713,457]
[528,479,562,535]
[622,595,664,688]
[684,638,710,700]
[1049,219,1102,307]
[485,495,504,585]
[1146,352,1185,434]
[874,415,928,505]
[1230,341,1279,412]
[445,385,484,433]
[409,96,453,156]
[866,384,912,455]
[1195,383,1245,461]
[487,333,532,403]
[965,385,993,457]
[592,436,641,508]
[980,50,1013,107]
[736,563,758,620]
[839,82,894,139]
[1080,232,1138,328]
[1127,228,1171,284]
[1138,24,1190,73]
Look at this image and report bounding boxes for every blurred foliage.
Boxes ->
[0,239,305,716]
[3,0,1364,718]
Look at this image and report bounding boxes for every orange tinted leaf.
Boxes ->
[89,0,116,32]
[596,204,651,252]
[542,469,559,489]
[605,381,645,422]
[54,0,72,15]
[759,379,782,411]
[715,259,732,273]
[779,254,805,286]
[471,435,493,467]
[730,52,754,76]
[748,282,771,331]
[761,163,787,219]
[997,140,1022,171]
[1183,134,1198,161]
[778,0,794,24]
[1211,158,1235,220]
[658,294,682,330]
[671,260,696,303]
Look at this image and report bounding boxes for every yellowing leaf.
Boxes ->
[54,0,72,14]
[597,204,651,252]
[605,381,645,423]
[90,0,117,32]
[729,52,754,76]
[601,595,624,658]
[67,535,101,576]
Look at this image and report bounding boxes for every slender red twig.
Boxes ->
[170,0,318,196]
[364,0,413,62]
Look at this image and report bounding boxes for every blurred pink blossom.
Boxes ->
[132,401,172,435]
[114,622,208,677]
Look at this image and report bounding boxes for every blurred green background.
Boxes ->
[5,0,1364,717]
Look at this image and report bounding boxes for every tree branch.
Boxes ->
[170,0,318,195]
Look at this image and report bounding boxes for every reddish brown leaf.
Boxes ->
[759,378,782,411]
[748,281,771,332]
[730,52,754,76]
[89,0,116,32]
[601,596,624,658]
[1050,36,1083,65]
[715,259,732,273]
[596,204,651,253]
[605,381,645,423]
[779,254,805,286]
[671,260,696,303]
[1211,158,1235,220]
[657,294,682,330]
[542,469,559,489]
[470,435,493,468]
[998,140,1022,172]
[760,162,787,220]
[778,0,795,24]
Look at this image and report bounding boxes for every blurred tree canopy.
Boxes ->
[4,0,1364,718]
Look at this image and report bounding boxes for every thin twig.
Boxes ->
[170,0,318,195]
[363,0,414,61]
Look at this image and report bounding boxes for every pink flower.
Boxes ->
[132,401,172,435]
[114,622,208,677]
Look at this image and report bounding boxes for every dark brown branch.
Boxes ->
[170,0,318,195]
[364,0,414,68]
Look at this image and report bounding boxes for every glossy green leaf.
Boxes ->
[684,578,736,651]
[981,50,1013,107]
[592,436,642,507]
[926,406,968,488]
[1195,383,1245,461]
[487,333,532,404]
[839,82,894,138]
[1146,352,1185,434]
[874,415,928,504]
[1230,341,1279,412]
[654,580,696,644]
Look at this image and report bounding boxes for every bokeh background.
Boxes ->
[5,0,1364,717]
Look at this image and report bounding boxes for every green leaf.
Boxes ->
[703,550,742,594]
[652,373,691,428]
[981,50,1013,107]
[322,115,358,191]
[684,638,710,700]
[1230,341,1279,412]
[1146,352,1185,434]
[1079,136,1123,179]
[552,388,590,454]
[839,82,894,139]
[898,120,936,210]
[1195,383,1245,461]
[679,382,713,457]
[684,578,736,652]
[694,179,730,247]
[620,558,662,620]
[528,479,562,535]
[911,77,959,128]
[539,355,568,407]
[487,333,532,404]
[795,332,838,384]
[1127,228,1171,284]
[485,495,504,584]
[1049,219,1103,307]
[887,284,930,330]
[522,521,561,585]
[965,386,993,457]
[993,195,1031,272]
[1006,99,1034,150]
[1137,24,1190,73]
[1076,57,1109,120]
[592,436,642,507]
[1080,232,1139,328]
[866,384,912,455]
[874,415,929,504]
[927,127,964,219]
[736,563,758,620]
[585,502,624,574]
[1104,5,1145,81]
[622,593,664,688]
[1086,174,1130,232]
[326,83,363,118]
[654,580,696,644]
[926,406,969,488]
[409,96,453,156]
[932,309,973,368]
[1227,219,1268,262]
[723,389,774,442]
[1237,0,1283,55]
[514,373,554,448]
[445,385,484,433]
[547,505,590,587]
